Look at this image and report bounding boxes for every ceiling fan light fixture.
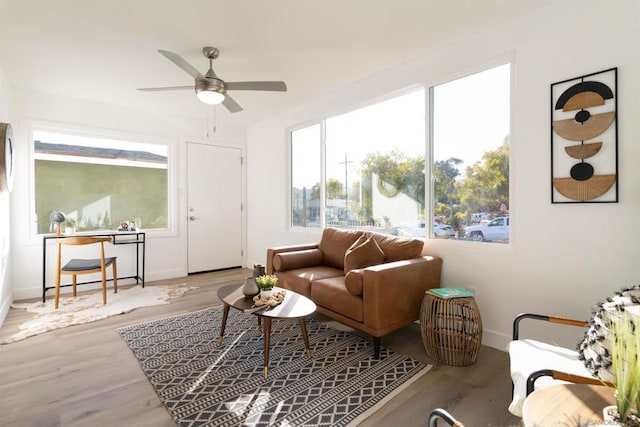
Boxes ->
[196,89,225,105]
[195,76,226,105]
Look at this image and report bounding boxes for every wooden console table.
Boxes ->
[522,384,615,426]
[42,231,145,302]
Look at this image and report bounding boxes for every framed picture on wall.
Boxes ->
[550,67,618,203]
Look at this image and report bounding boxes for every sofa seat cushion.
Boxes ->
[273,248,323,272]
[370,232,424,262]
[318,228,365,270]
[344,235,385,274]
[311,276,363,322]
[275,266,344,298]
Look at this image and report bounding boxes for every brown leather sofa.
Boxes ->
[266,227,443,357]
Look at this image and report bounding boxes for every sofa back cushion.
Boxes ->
[344,235,385,274]
[370,232,424,262]
[318,228,365,270]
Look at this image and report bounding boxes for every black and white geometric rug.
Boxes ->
[118,306,431,426]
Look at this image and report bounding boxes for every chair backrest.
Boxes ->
[57,236,112,246]
[56,236,113,268]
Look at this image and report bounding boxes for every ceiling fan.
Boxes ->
[137,47,287,113]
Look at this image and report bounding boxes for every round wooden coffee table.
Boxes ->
[522,384,615,426]
[217,284,317,379]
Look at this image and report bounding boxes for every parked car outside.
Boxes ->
[433,223,455,238]
[464,217,509,242]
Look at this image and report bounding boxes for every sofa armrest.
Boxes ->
[361,256,443,331]
[266,243,320,274]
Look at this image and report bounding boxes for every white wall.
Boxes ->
[6,88,245,303]
[0,61,13,324]
[246,1,640,351]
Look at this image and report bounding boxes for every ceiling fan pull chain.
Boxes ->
[206,105,217,139]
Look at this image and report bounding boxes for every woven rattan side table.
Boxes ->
[420,291,483,366]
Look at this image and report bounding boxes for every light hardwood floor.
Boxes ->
[0,269,521,426]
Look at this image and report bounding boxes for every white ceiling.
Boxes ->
[0,0,551,129]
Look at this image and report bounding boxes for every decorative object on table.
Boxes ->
[49,210,66,236]
[118,221,130,232]
[421,289,482,366]
[248,289,286,311]
[117,306,432,426]
[240,276,259,298]
[551,67,618,203]
[64,218,76,235]
[577,285,640,426]
[0,122,14,192]
[426,287,475,299]
[604,310,640,426]
[252,263,266,285]
[255,274,277,298]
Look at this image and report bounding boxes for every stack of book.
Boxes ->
[426,287,475,299]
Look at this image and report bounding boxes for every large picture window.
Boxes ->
[429,63,510,243]
[291,90,426,236]
[33,129,169,235]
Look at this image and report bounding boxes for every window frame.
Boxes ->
[26,120,177,242]
[288,87,426,233]
[426,59,513,245]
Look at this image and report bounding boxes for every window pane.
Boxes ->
[291,124,321,228]
[430,63,510,242]
[33,131,168,234]
[325,90,425,235]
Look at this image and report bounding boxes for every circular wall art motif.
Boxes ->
[0,123,14,193]
[551,68,617,203]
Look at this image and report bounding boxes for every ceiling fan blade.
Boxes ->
[225,81,287,92]
[158,50,202,79]
[222,94,243,113]
[137,86,194,92]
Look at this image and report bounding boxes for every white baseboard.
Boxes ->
[482,328,511,352]
[0,291,12,328]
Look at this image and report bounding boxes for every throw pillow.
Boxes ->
[343,235,385,274]
[273,249,323,272]
[577,285,640,383]
[345,269,365,296]
[369,232,424,262]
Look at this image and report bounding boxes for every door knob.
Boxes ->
[189,216,200,221]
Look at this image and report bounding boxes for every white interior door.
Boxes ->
[187,143,242,273]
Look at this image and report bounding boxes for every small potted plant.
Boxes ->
[255,274,278,298]
[64,218,76,235]
[604,310,640,426]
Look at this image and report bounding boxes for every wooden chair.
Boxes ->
[54,236,118,309]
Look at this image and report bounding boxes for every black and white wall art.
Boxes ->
[551,67,618,203]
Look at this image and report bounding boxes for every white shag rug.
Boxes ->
[2,283,197,344]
